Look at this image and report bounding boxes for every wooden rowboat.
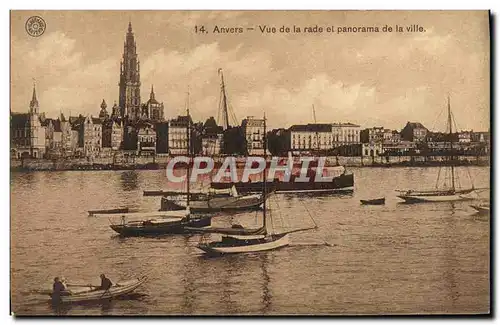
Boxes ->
[88,207,130,216]
[49,275,148,304]
[470,204,490,214]
[360,197,385,205]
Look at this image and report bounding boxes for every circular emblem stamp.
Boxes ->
[25,16,46,37]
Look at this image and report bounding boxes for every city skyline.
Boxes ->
[11,11,490,131]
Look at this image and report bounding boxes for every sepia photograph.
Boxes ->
[9,10,490,316]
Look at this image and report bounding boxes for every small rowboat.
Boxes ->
[49,276,148,304]
[470,204,490,214]
[360,197,385,205]
[88,207,130,216]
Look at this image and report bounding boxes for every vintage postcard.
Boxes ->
[10,10,490,316]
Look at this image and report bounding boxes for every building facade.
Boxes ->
[168,115,191,155]
[137,122,156,155]
[331,122,361,147]
[82,116,103,156]
[241,116,266,156]
[102,120,123,150]
[401,122,428,143]
[289,124,332,153]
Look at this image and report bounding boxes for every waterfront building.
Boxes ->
[458,130,472,143]
[201,117,223,155]
[102,119,123,150]
[401,121,428,143]
[82,115,103,156]
[331,122,361,147]
[361,142,383,157]
[155,121,169,154]
[331,122,361,156]
[59,113,77,156]
[168,115,191,155]
[10,113,31,158]
[241,116,266,156]
[360,126,384,144]
[289,124,333,153]
[136,121,156,155]
[118,22,141,120]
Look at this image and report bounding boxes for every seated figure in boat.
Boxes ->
[52,276,70,296]
[99,274,113,290]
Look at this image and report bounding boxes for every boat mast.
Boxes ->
[186,88,191,208]
[219,69,230,130]
[447,95,455,191]
[263,113,267,234]
[312,104,319,153]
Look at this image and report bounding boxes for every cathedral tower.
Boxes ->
[118,21,141,120]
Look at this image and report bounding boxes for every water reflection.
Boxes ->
[260,254,272,314]
[120,171,139,191]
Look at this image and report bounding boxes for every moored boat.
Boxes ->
[88,207,131,216]
[49,275,148,304]
[161,189,266,213]
[109,210,212,236]
[198,233,290,255]
[396,96,478,204]
[210,168,354,194]
[360,197,385,205]
[470,204,490,214]
[396,189,475,203]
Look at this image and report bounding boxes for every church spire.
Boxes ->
[29,82,39,114]
[128,20,133,33]
[150,85,155,100]
[99,99,109,120]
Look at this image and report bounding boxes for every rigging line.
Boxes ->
[301,201,319,229]
[435,166,442,189]
[430,107,445,133]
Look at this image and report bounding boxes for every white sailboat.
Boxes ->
[396,96,477,203]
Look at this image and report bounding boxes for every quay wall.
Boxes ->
[10,155,490,171]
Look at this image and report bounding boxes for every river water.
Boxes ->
[10,167,490,315]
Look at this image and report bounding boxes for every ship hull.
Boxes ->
[210,173,354,194]
[161,194,265,212]
[110,217,211,236]
[397,193,474,203]
[197,234,289,255]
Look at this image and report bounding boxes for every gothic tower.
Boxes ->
[118,21,141,121]
[29,83,39,115]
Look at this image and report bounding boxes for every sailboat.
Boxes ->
[196,114,317,255]
[109,93,212,236]
[396,96,477,203]
[161,70,268,212]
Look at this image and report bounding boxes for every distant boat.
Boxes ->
[88,207,131,216]
[470,204,490,214]
[360,197,385,205]
[396,96,479,204]
[48,275,148,304]
[160,187,267,213]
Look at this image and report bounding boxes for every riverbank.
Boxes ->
[10,155,490,171]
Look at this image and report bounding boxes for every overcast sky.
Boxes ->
[11,10,490,131]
